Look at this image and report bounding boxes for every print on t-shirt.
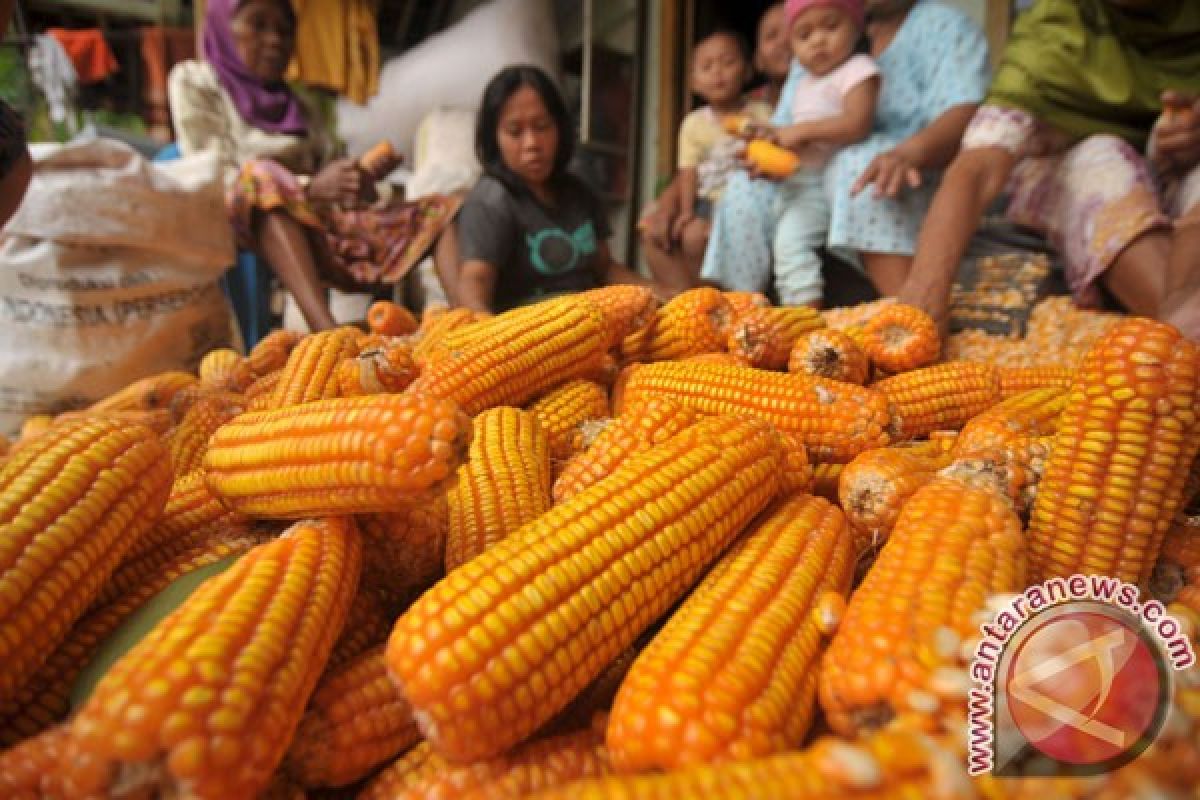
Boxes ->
[526,221,598,275]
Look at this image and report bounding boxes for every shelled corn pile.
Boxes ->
[1,287,1198,799]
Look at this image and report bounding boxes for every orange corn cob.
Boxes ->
[203,392,471,518]
[528,380,611,464]
[548,641,648,737]
[810,462,844,501]
[359,497,449,613]
[1154,518,1200,608]
[859,303,940,373]
[0,530,273,745]
[744,139,799,178]
[0,725,72,799]
[198,347,255,391]
[997,365,1075,398]
[552,396,698,503]
[788,328,870,384]
[336,340,420,397]
[168,383,245,425]
[939,435,1054,516]
[838,445,954,556]
[246,329,304,376]
[359,741,446,800]
[683,352,747,367]
[721,291,770,325]
[389,720,611,800]
[446,407,552,570]
[413,307,481,360]
[51,407,174,435]
[726,305,825,370]
[409,297,612,415]
[368,300,420,336]
[616,361,892,462]
[819,477,1026,735]
[1028,318,1200,586]
[951,387,1065,456]
[0,418,172,706]
[88,370,197,413]
[285,645,420,788]
[58,517,361,799]
[270,327,363,408]
[326,585,394,671]
[524,727,940,800]
[779,431,815,494]
[576,285,660,349]
[874,361,1002,441]
[620,287,733,363]
[163,391,246,477]
[122,468,248,564]
[245,370,283,411]
[19,413,55,441]
[820,298,897,331]
[387,416,785,761]
[608,494,853,770]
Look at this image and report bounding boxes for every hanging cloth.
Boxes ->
[285,0,380,105]
[29,34,77,125]
[46,28,119,84]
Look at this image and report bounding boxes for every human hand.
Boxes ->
[1152,90,1200,176]
[643,205,675,252]
[308,158,376,208]
[852,149,922,199]
[670,211,696,243]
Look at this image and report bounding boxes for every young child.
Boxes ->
[762,0,879,307]
[671,30,773,267]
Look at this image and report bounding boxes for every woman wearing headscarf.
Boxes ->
[900,0,1200,338]
[168,0,461,332]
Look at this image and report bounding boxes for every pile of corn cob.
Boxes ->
[1,286,1198,799]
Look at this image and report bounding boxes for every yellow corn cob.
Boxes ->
[726,306,826,370]
[939,435,1054,519]
[270,327,363,408]
[368,300,420,337]
[1150,516,1200,607]
[788,328,870,385]
[528,380,611,465]
[387,416,785,762]
[552,396,698,503]
[874,361,1002,441]
[859,303,940,373]
[88,370,198,413]
[198,347,255,391]
[58,517,361,799]
[121,468,248,565]
[246,329,304,376]
[0,725,71,799]
[997,365,1075,398]
[336,340,420,397]
[838,445,954,556]
[389,719,611,800]
[523,726,940,800]
[326,584,394,672]
[620,287,733,363]
[576,285,659,349]
[1028,318,1200,586]
[819,476,1026,735]
[810,462,843,501]
[19,414,55,441]
[608,494,853,770]
[616,361,892,462]
[359,496,449,613]
[0,529,273,745]
[548,640,648,737]
[168,383,245,425]
[951,387,1066,456]
[163,392,246,477]
[408,297,612,415]
[245,369,283,411]
[284,644,420,788]
[820,298,897,330]
[203,392,472,518]
[721,291,770,327]
[51,407,174,435]
[0,418,172,706]
[413,307,482,362]
[446,407,553,570]
[359,741,446,800]
[683,352,748,367]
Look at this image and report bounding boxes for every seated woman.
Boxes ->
[168,0,460,332]
[447,65,661,313]
[900,0,1200,338]
[699,0,991,302]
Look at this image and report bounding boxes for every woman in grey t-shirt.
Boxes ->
[449,65,661,312]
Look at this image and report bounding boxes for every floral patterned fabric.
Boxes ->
[961,104,1200,307]
[228,157,461,285]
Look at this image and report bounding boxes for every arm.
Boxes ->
[852,103,979,198]
[672,167,699,241]
[775,77,880,151]
[898,146,1016,327]
[454,259,498,313]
